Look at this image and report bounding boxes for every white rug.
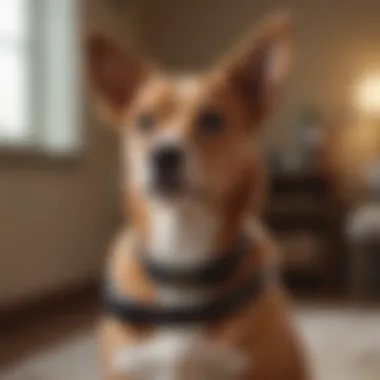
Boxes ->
[1,308,380,380]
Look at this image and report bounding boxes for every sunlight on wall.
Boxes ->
[356,73,380,116]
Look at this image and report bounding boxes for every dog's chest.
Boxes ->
[147,203,216,306]
[114,206,247,379]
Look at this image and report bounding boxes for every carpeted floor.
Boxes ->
[1,307,380,380]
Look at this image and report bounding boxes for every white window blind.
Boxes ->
[0,0,82,155]
[0,0,29,143]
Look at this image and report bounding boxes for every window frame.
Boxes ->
[0,0,83,158]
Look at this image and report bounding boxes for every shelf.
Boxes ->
[269,173,329,196]
[266,172,344,295]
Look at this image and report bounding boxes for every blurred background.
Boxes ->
[1,0,380,379]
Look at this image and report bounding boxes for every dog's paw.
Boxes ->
[113,345,156,380]
[184,341,248,380]
[113,332,248,380]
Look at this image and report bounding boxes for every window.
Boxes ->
[0,0,81,155]
[0,0,29,143]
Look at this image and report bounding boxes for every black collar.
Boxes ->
[103,234,274,326]
[103,268,273,326]
[140,235,252,288]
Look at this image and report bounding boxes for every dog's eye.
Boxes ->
[197,110,225,134]
[135,114,155,132]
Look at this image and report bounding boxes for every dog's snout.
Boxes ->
[150,145,185,195]
[152,146,183,173]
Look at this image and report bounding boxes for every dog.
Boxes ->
[86,11,310,380]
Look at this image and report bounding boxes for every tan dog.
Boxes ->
[86,12,310,380]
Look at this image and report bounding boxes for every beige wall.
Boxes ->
[0,127,120,307]
[0,1,145,308]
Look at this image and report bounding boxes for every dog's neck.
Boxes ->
[145,201,219,305]
[139,199,247,306]
[147,201,219,267]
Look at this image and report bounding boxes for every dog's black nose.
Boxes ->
[152,145,183,174]
[151,145,184,195]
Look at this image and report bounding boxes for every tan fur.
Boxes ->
[87,11,310,380]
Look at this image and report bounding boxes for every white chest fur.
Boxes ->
[147,202,218,268]
[147,201,219,306]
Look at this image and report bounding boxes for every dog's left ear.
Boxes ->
[85,33,149,126]
[220,12,292,124]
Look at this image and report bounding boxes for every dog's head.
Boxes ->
[86,13,292,214]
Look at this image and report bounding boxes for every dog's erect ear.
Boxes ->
[86,34,148,125]
[220,12,292,124]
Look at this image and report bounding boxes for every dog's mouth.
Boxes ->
[151,171,186,197]
[150,173,209,202]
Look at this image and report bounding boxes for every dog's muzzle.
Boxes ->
[150,145,185,196]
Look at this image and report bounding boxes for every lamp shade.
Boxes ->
[356,74,380,115]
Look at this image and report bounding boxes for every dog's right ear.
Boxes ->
[86,34,148,126]
[218,12,292,126]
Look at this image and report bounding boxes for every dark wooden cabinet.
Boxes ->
[265,173,346,295]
